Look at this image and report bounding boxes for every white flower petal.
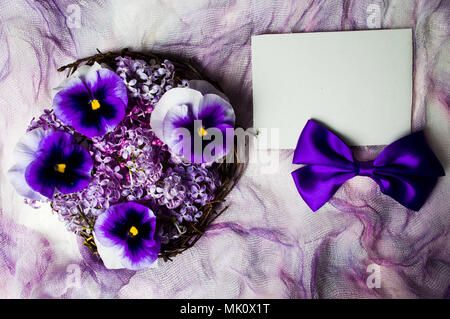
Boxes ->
[8,128,47,200]
[194,93,235,123]
[121,252,159,271]
[51,62,109,99]
[13,127,46,163]
[93,212,159,271]
[7,165,45,201]
[93,233,126,270]
[150,87,203,143]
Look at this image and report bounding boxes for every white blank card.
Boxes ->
[252,29,412,148]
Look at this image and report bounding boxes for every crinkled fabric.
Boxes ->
[0,0,449,298]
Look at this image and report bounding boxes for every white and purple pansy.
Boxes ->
[94,202,161,270]
[150,80,235,163]
[53,62,128,138]
[7,129,93,199]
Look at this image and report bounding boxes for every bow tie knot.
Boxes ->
[355,160,374,177]
[292,120,445,212]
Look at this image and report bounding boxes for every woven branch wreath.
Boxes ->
[8,49,244,270]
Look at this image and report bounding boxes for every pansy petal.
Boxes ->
[161,105,201,162]
[87,67,127,136]
[50,133,93,194]
[151,84,235,163]
[94,233,126,269]
[35,130,73,158]
[53,65,127,138]
[22,131,93,198]
[161,104,191,142]
[53,77,94,136]
[202,124,234,162]
[24,157,57,199]
[196,94,235,127]
[94,202,161,270]
[121,240,159,270]
[150,87,202,142]
[13,128,47,164]
[7,128,48,200]
[64,143,94,175]
[170,138,194,162]
[7,165,46,201]
[86,68,128,102]
[56,173,91,194]
[94,206,130,269]
[98,95,127,133]
[94,206,127,248]
[51,62,103,100]
[80,115,109,137]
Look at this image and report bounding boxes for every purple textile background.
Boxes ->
[0,0,449,298]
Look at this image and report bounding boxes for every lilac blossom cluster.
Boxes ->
[26,56,221,243]
[116,56,188,102]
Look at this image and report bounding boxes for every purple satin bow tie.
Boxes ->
[292,120,445,212]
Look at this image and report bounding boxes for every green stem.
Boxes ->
[78,206,94,230]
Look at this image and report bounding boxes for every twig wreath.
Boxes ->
[8,49,244,270]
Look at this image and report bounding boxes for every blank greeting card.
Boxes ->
[252,29,412,148]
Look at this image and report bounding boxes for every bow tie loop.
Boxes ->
[292,120,445,212]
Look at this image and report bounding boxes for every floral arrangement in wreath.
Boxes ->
[7,49,243,270]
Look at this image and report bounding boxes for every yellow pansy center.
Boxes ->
[55,163,66,173]
[90,99,101,111]
[128,226,138,237]
[197,126,208,137]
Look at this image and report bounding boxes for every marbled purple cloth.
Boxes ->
[0,0,449,298]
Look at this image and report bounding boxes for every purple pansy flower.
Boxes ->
[150,80,235,163]
[8,128,48,201]
[53,62,128,138]
[8,129,93,199]
[94,202,161,270]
